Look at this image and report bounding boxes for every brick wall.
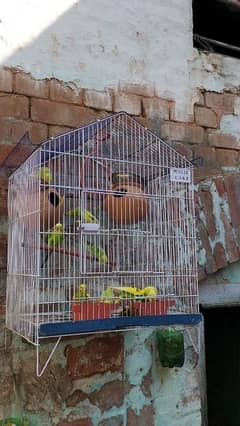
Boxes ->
[1,67,240,167]
[0,66,239,424]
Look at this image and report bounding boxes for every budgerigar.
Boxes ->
[66,207,99,224]
[38,166,53,184]
[100,287,114,302]
[111,286,141,298]
[139,286,157,298]
[87,243,108,264]
[46,223,64,248]
[73,283,90,300]
[41,223,64,267]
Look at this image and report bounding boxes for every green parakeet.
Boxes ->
[66,207,99,224]
[46,223,64,248]
[87,243,108,264]
[100,287,114,302]
[38,166,52,184]
[41,223,64,267]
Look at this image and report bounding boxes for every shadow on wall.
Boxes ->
[0,0,194,105]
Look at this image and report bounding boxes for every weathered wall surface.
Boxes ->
[0,69,203,425]
[1,1,240,424]
[0,0,194,121]
[0,66,239,424]
[1,327,201,425]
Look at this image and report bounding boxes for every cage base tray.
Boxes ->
[39,314,202,337]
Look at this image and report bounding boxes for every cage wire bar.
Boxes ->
[6,112,201,372]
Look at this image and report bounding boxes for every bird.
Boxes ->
[41,223,64,267]
[73,283,90,300]
[139,286,157,298]
[46,223,64,248]
[100,287,114,302]
[86,243,108,264]
[111,286,141,298]
[38,166,53,185]
[66,207,99,224]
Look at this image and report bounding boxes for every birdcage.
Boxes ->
[6,112,201,375]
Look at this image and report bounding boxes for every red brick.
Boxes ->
[213,242,228,270]
[66,390,88,407]
[137,117,161,136]
[161,122,204,144]
[193,146,216,167]
[49,125,74,137]
[0,176,8,217]
[141,369,152,398]
[195,106,217,128]
[194,167,220,184]
[216,149,239,167]
[65,334,123,378]
[142,97,169,120]
[0,117,47,144]
[89,380,124,411]
[127,406,154,426]
[199,189,216,240]
[99,416,123,426]
[113,93,141,115]
[15,71,48,98]
[0,296,6,317]
[57,420,92,426]
[0,233,7,270]
[208,133,240,150]
[31,99,99,127]
[205,92,235,113]
[221,210,239,262]
[198,265,207,282]
[0,144,15,166]
[0,68,13,93]
[119,82,155,97]
[224,174,240,227]
[83,89,113,111]
[214,177,225,197]
[49,79,83,105]
[0,94,29,119]
[171,142,193,160]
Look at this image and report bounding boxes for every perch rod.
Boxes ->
[39,245,114,266]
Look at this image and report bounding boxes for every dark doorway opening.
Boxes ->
[193,0,240,59]
[202,306,240,426]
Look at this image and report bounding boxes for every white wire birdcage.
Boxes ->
[6,112,201,374]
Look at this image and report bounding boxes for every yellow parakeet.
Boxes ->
[73,283,90,300]
[139,286,157,298]
[111,286,141,298]
[87,243,108,264]
[66,207,99,224]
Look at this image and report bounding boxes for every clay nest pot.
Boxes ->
[40,187,64,230]
[104,173,149,225]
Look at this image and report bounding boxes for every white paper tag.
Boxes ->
[170,168,191,183]
[80,223,100,232]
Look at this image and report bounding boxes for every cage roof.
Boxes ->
[10,112,193,176]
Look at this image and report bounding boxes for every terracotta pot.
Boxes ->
[72,301,116,321]
[104,175,149,224]
[40,188,64,230]
[131,299,175,316]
